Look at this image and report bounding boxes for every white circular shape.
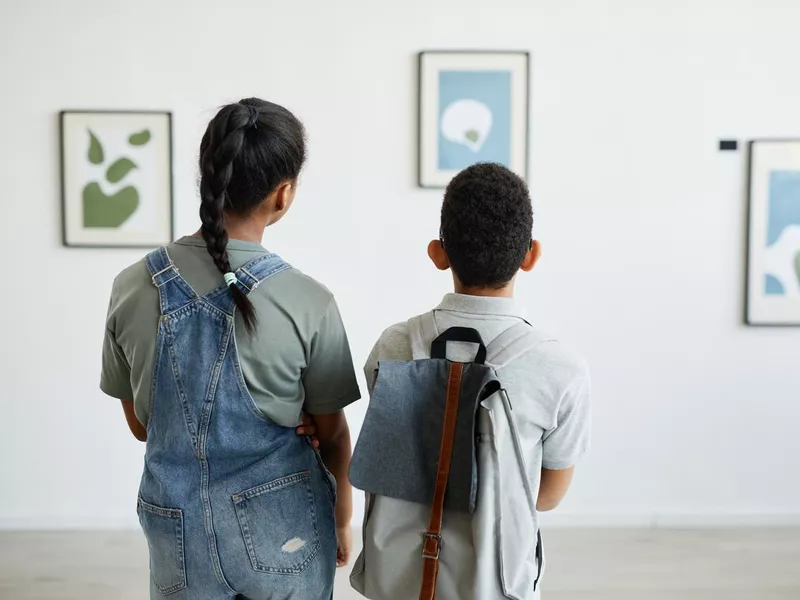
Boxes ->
[440,99,493,152]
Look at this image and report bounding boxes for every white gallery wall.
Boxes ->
[0,0,798,529]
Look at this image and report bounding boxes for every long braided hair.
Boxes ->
[199,98,306,333]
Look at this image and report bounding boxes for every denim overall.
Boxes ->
[138,247,337,600]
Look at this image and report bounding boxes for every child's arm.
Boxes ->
[121,400,147,442]
[537,467,574,511]
[539,362,591,511]
[312,410,353,566]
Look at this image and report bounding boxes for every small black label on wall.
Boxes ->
[719,140,738,151]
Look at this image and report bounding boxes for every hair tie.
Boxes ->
[223,272,238,287]
[244,104,259,129]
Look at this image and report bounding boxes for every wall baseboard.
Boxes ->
[538,511,800,528]
[2,511,800,531]
[0,516,140,531]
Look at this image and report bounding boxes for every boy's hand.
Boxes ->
[336,525,352,567]
[296,412,319,449]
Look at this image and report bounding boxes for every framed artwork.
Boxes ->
[418,51,530,188]
[746,139,800,326]
[60,110,173,247]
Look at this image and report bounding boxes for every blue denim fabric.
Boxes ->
[350,360,498,513]
[139,247,337,600]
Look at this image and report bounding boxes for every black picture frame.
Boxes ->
[417,50,531,188]
[60,110,174,249]
[744,138,800,327]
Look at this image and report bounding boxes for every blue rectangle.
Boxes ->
[764,170,800,295]
[437,70,512,171]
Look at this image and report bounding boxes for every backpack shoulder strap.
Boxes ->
[486,321,553,369]
[407,311,439,360]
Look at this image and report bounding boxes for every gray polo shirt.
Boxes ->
[101,236,361,427]
[364,293,591,472]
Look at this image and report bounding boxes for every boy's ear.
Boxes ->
[428,239,450,271]
[520,239,542,273]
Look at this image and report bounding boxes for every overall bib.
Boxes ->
[138,247,337,600]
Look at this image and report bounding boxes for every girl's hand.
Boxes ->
[296,412,319,449]
[336,525,352,567]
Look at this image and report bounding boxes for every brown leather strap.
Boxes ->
[419,362,464,600]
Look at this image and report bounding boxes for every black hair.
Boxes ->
[199,98,306,332]
[440,163,533,289]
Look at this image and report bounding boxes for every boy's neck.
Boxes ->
[453,280,515,299]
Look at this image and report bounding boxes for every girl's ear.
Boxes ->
[273,181,295,213]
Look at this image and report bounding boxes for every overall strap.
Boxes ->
[145,247,197,315]
[408,312,439,360]
[485,321,553,369]
[419,361,464,600]
[234,252,291,295]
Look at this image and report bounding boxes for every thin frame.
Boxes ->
[60,110,174,249]
[745,138,800,327]
[417,50,531,188]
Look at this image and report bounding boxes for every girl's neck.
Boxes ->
[198,214,266,245]
[225,219,265,244]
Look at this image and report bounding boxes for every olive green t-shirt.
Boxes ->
[100,236,361,427]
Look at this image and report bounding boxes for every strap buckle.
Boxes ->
[421,532,442,560]
[150,265,179,287]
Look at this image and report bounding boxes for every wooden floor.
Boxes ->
[0,529,798,599]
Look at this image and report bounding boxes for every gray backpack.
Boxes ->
[350,313,548,600]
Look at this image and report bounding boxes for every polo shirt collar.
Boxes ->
[435,293,528,321]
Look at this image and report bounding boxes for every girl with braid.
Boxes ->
[100,99,359,600]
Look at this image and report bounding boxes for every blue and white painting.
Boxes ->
[437,70,512,170]
[763,171,800,297]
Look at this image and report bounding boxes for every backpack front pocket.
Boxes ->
[232,471,321,574]
[137,498,186,595]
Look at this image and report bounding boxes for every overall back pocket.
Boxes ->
[137,498,186,595]
[232,471,321,574]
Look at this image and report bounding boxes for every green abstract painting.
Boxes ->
[61,111,173,247]
[82,130,147,228]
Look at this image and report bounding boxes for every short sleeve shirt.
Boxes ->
[101,236,361,427]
